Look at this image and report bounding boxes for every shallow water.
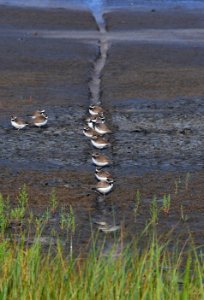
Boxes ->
[1,0,204,10]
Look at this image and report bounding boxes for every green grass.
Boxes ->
[0,190,203,299]
[0,230,203,299]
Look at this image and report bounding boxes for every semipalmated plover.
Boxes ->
[96,178,114,195]
[92,153,111,167]
[95,167,113,181]
[11,116,28,130]
[94,123,111,135]
[83,126,98,138]
[91,135,110,149]
[89,105,104,116]
[91,114,105,123]
[29,110,46,119]
[85,116,95,129]
[33,115,48,127]
[86,114,105,129]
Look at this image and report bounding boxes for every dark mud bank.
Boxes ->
[111,97,204,174]
[0,97,203,174]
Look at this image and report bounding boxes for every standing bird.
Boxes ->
[85,116,96,129]
[33,114,48,128]
[94,122,112,135]
[95,178,114,195]
[95,167,113,181]
[89,105,104,116]
[11,116,28,130]
[86,114,105,129]
[92,153,111,167]
[83,126,98,138]
[91,114,105,124]
[29,110,46,119]
[91,135,110,149]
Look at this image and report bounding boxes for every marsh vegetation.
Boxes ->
[0,187,203,299]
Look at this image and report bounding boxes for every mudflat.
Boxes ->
[103,8,204,100]
[104,7,204,30]
[0,5,97,30]
[0,4,204,250]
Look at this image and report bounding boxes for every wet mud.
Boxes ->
[0,5,204,251]
[104,7,204,31]
[0,5,97,30]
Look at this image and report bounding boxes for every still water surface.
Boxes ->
[0,0,204,11]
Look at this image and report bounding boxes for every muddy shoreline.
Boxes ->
[0,4,204,249]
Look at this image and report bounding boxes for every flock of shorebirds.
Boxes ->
[10,105,113,196]
[10,110,48,129]
[83,104,114,196]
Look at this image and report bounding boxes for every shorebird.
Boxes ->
[95,178,114,195]
[91,114,105,123]
[92,153,111,167]
[11,116,28,130]
[85,116,95,129]
[94,123,112,135]
[29,110,46,119]
[95,167,113,181]
[89,105,104,116]
[33,114,48,128]
[86,114,105,129]
[91,135,110,149]
[83,126,98,138]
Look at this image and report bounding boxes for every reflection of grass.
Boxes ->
[0,187,203,298]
